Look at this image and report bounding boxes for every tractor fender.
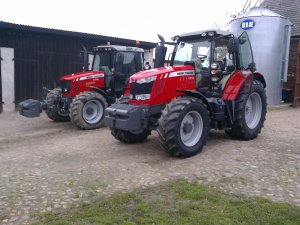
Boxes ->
[253,71,266,88]
[87,86,112,104]
[221,71,252,101]
[176,90,213,114]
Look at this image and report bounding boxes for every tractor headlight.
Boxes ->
[136,76,156,84]
[135,94,151,100]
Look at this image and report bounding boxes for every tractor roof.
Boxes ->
[173,30,234,41]
[94,45,144,52]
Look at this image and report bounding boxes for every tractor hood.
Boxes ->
[130,65,195,82]
[60,71,104,81]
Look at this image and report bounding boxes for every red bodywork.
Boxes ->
[129,65,196,105]
[128,65,254,105]
[221,70,253,100]
[60,71,105,97]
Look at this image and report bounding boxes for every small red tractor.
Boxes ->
[104,30,267,157]
[19,45,147,129]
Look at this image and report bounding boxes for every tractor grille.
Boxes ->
[130,81,154,100]
[60,80,71,93]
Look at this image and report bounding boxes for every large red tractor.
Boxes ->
[105,30,267,157]
[19,45,146,129]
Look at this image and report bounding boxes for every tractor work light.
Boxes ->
[208,31,215,36]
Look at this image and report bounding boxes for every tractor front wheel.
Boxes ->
[226,80,267,140]
[70,91,108,130]
[45,88,70,122]
[157,96,210,157]
[111,128,151,143]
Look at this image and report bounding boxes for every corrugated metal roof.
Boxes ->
[0,21,157,49]
[261,0,300,36]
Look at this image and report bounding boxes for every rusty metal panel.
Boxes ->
[293,41,300,107]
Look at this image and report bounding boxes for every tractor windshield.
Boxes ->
[172,40,211,68]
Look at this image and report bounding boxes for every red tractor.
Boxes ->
[19,45,147,129]
[104,30,267,157]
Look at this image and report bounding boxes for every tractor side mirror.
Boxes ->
[228,38,239,54]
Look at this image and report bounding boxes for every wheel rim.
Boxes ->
[82,99,103,124]
[180,111,203,147]
[245,92,262,129]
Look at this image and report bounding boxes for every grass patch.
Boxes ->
[31,179,300,225]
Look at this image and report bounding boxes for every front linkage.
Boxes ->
[19,87,71,119]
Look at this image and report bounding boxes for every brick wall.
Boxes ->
[284,40,299,91]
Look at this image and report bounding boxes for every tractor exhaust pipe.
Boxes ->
[154,34,167,68]
[82,45,89,72]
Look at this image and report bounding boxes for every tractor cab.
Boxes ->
[92,45,144,97]
[170,30,255,96]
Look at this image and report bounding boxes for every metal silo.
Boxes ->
[229,7,292,105]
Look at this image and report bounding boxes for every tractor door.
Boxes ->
[114,51,143,97]
[221,32,255,100]
[237,32,255,72]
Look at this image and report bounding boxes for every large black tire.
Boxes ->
[226,80,267,140]
[45,88,70,122]
[157,96,210,157]
[111,128,151,144]
[69,91,108,130]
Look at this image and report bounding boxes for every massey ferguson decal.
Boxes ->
[169,70,195,77]
[79,74,104,81]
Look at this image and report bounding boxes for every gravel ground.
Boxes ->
[0,106,299,224]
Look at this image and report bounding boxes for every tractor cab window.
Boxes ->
[238,32,254,70]
[92,51,113,74]
[173,41,211,68]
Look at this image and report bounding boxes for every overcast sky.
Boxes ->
[0,0,260,43]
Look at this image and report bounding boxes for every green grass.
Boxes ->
[31,179,300,225]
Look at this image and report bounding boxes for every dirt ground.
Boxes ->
[0,106,300,224]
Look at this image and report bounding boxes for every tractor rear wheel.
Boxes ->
[111,128,151,143]
[45,88,70,122]
[157,96,210,157]
[70,91,108,130]
[226,80,267,140]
